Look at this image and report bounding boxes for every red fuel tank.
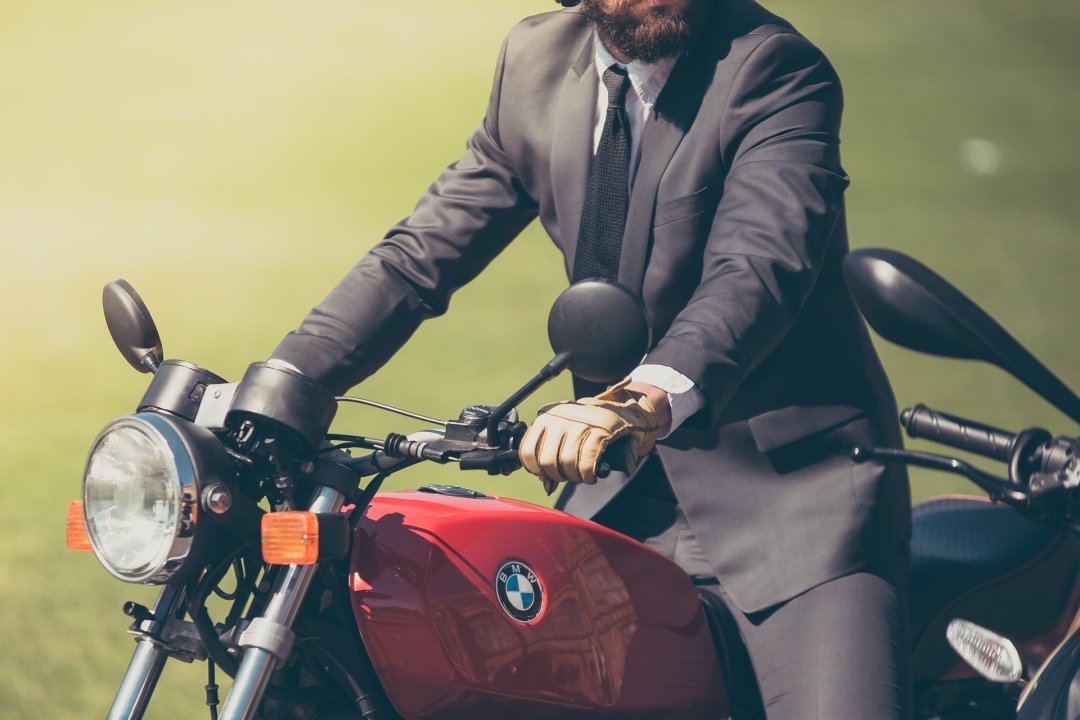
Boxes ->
[349,488,726,719]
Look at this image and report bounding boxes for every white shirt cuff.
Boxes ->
[267,358,303,374]
[628,364,705,439]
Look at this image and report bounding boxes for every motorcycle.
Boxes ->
[71,279,734,720]
[65,248,1079,719]
[844,248,1080,719]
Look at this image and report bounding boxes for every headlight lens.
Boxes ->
[83,415,196,583]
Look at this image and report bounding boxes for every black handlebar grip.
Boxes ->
[595,437,631,480]
[900,404,1017,461]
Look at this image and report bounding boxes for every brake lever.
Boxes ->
[851,445,1029,506]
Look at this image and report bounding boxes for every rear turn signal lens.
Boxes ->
[66,501,92,551]
[262,512,319,565]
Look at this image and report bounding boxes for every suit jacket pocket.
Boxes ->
[747,401,868,454]
[654,186,713,228]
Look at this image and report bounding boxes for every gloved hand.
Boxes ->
[519,379,658,494]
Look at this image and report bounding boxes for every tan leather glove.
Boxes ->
[519,379,658,494]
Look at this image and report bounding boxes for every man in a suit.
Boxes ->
[272,0,912,716]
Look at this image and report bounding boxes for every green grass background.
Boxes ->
[0,1,1077,716]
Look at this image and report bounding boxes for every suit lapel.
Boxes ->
[618,52,710,294]
[550,36,598,276]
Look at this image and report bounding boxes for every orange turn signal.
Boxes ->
[66,501,92,551]
[262,512,319,565]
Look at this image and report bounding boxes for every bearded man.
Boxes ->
[271,0,913,716]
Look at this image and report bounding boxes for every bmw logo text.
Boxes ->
[495,560,543,623]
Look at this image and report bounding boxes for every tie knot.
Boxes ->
[602,65,631,108]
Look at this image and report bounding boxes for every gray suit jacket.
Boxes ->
[274,0,911,613]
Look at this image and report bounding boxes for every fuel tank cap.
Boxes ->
[416,484,491,499]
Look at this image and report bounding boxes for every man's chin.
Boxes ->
[604,20,693,63]
[582,0,699,63]
[638,0,690,13]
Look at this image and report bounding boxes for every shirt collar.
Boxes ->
[593,34,679,109]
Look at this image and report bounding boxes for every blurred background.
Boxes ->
[0,0,1076,716]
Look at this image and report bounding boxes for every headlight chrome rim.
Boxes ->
[83,413,200,584]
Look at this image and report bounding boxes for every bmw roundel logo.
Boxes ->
[495,560,544,623]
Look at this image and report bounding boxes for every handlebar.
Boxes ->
[900,404,1018,461]
[596,437,630,479]
[855,404,1080,525]
[339,430,445,477]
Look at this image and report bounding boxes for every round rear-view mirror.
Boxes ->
[547,279,651,384]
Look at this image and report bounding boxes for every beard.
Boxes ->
[579,0,703,63]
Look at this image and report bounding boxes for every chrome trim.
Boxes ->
[83,413,200,584]
[219,485,346,720]
[106,584,187,720]
[106,637,168,720]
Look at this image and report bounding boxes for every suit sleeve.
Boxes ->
[643,32,850,425]
[272,37,539,395]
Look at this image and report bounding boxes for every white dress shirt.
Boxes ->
[591,36,705,436]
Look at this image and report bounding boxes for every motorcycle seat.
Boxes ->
[909,495,1080,682]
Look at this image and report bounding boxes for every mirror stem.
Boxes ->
[141,353,161,374]
[486,352,573,441]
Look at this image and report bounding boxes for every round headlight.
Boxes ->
[83,414,199,583]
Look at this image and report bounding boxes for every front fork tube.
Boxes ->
[107,583,188,720]
[219,485,346,720]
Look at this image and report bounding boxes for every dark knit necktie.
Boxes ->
[573,65,632,282]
